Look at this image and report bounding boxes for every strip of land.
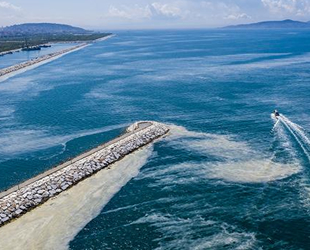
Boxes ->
[0,42,88,79]
[0,34,114,81]
[0,33,112,53]
[0,121,169,227]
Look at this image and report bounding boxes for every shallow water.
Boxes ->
[1,30,310,249]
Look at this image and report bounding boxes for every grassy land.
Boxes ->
[0,33,111,53]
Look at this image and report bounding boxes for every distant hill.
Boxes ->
[224,19,310,29]
[0,23,90,36]
[0,23,111,53]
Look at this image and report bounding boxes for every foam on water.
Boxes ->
[132,213,257,250]
[205,160,300,183]
[167,125,252,159]
[275,115,310,211]
[162,125,301,183]
[141,160,300,187]
[280,115,310,161]
[0,146,153,250]
[0,124,127,157]
[272,117,298,160]
[0,106,15,121]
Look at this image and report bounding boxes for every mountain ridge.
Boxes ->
[224,19,310,29]
[0,23,90,35]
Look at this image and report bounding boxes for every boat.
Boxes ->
[22,46,41,51]
[272,110,280,119]
[40,44,51,48]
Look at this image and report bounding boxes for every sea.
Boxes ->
[1,29,310,249]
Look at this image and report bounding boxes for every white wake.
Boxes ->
[278,115,310,162]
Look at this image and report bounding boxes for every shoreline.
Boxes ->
[0,121,169,228]
[0,33,113,54]
[0,34,114,82]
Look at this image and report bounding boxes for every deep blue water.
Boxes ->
[0,42,79,69]
[1,30,310,249]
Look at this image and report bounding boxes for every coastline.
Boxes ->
[0,34,114,82]
[0,121,169,228]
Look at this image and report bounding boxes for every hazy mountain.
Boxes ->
[224,19,310,29]
[0,23,90,36]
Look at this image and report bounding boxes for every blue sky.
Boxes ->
[1,0,310,29]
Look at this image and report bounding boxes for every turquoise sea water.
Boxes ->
[1,30,310,249]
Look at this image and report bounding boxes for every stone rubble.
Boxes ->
[0,121,169,227]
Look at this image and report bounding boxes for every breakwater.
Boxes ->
[0,43,88,78]
[0,121,169,227]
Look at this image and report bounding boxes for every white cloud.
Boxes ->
[197,1,251,21]
[150,2,183,18]
[108,5,152,20]
[226,13,252,20]
[0,1,21,11]
[107,2,184,20]
[106,0,250,25]
[262,0,310,16]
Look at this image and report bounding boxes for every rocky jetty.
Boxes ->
[0,43,87,78]
[0,121,169,227]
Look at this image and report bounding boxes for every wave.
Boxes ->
[0,145,153,250]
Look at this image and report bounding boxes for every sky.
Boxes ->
[1,0,310,29]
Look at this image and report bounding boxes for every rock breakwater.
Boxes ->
[0,43,88,78]
[0,121,169,227]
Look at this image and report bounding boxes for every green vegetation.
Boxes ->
[0,33,111,53]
